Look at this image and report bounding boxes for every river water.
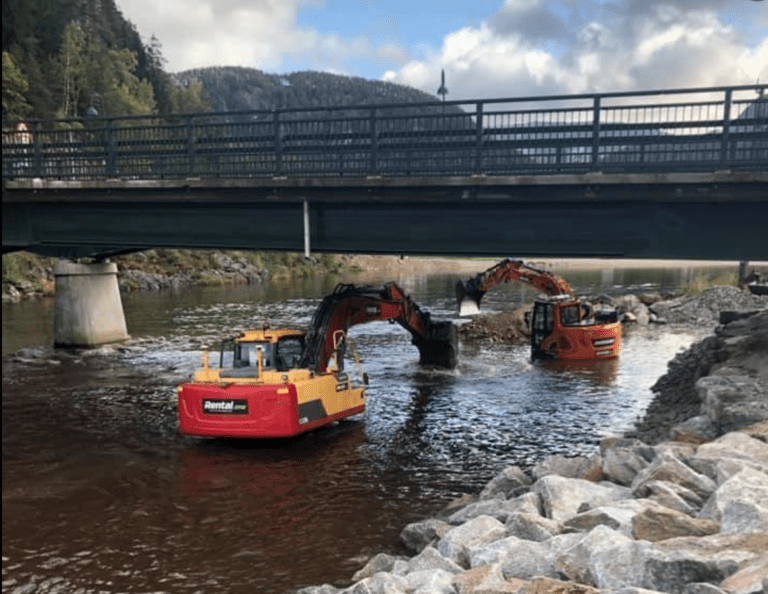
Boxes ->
[2,264,722,593]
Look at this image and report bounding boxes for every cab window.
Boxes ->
[560,305,580,326]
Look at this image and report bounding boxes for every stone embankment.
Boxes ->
[296,293,767,594]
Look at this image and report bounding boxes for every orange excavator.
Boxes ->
[457,259,621,360]
[177,282,458,438]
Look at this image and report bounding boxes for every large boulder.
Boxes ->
[697,374,768,434]
[698,466,768,534]
[404,568,456,594]
[478,466,531,500]
[405,545,463,576]
[469,533,582,581]
[447,493,542,525]
[532,475,632,522]
[689,431,768,481]
[452,563,522,594]
[437,515,507,567]
[631,506,719,542]
[631,451,717,501]
[400,518,453,553]
[642,533,768,594]
[600,437,654,486]
[555,525,646,590]
[531,453,604,482]
[505,512,562,542]
[634,480,704,516]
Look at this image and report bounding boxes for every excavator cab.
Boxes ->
[530,299,555,359]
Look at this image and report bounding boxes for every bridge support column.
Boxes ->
[53,260,129,347]
[303,199,311,258]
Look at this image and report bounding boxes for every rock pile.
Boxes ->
[295,310,768,594]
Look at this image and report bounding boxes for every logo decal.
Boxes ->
[203,399,248,414]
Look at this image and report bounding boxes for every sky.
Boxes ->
[117,0,768,100]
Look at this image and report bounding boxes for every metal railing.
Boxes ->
[2,85,766,182]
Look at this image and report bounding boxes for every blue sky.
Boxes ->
[118,0,768,99]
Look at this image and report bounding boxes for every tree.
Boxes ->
[55,20,86,117]
[2,51,32,120]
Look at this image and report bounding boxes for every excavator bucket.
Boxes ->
[413,321,459,369]
[456,281,485,316]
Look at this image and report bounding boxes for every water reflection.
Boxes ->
[538,357,620,387]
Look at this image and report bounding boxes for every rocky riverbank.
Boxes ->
[295,295,767,594]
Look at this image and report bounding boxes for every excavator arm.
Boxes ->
[299,283,458,372]
[457,259,573,315]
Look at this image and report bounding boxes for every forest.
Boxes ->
[2,0,446,125]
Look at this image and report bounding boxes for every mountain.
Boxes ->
[175,67,443,113]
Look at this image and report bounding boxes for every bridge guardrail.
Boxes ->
[3,85,766,182]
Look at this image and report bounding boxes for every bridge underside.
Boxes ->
[3,175,768,261]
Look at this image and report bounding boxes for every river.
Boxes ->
[1,263,725,593]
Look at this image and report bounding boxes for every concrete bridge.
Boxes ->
[3,84,767,346]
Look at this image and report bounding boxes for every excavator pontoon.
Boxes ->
[457,259,621,360]
[178,282,458,438]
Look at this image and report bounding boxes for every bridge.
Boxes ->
[3,84,767,261]
[2,84,767,346]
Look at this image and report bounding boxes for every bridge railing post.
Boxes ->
[274,111,282,176]
[591,95,601,171]
[32,121,43,177]
[720,87,733,168]
[475,102,484,173]
[105,118,116,176]
[370,108,378,174]
[186,115,196,176]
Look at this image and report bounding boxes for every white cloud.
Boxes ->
[383,3,768,100]
[118,0,768,98]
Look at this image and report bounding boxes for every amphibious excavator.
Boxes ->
[457,259,621,360]
[178,282,458,438]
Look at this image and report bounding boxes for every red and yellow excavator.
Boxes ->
[177,282,458,438]
[457,259,621,360]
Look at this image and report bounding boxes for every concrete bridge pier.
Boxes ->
[53,260,129,347]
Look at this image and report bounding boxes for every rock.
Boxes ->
[368,572,410,594]
[447,493,542,525]
[615,294,651,325]
[681,585,727,594]
[689,431,768,482]
[643,533,768,594]
[555,525,646,590]
[601,437,654,486]
[479,466,531,500]
[400,518,453,553]
[631,451,717,501]
[522,576,602,593]
[295,585,341,594]
[453,563,523,594]
[631,506,719,541]
[468,535,558,581]
[505,512,562,542]
[405,568,456,594]
[634,480,703,516]
[564,499,669,538]
[532,475,632,522]
[670,415,719,445]
[531,453,604,482]
[352,552,408,581]
[698,374,768,435]
[405,545,463,576]
[698,466,768,534]
[437,515,507,567]
[717,555,768,594]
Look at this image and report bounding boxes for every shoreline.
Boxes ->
[4,249,766,303]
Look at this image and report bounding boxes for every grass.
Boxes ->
[681,272,738,295]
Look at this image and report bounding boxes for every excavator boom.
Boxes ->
[457,259,572,316]
[300,282,458,371]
